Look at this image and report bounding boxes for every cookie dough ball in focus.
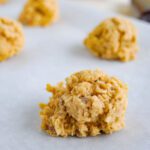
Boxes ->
[19,0,59,26]
[39,69,128,137]
[0,18,24,61]
[84,17,138,62]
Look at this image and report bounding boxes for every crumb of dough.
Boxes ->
[19,0,59,26]
[0,18,25,61]
[84,17,138,62]
[39,69,128,137]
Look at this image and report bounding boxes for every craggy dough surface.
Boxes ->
[19,0,59,26]
[0,18,24,61]
[84,17,138,62]
[39,69,128,137]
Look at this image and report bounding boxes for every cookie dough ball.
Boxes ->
[39,69,128,137]
[19,0,59,26]
[84,17,138,62]
[0,18,24,61]
[0,0,7,4]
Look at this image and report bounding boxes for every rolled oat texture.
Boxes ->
[84,17,138,62]
[19,0,59,26]
[0,18,24,61]
[39,69,128,137]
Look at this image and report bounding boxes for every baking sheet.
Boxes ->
[0,0,150,150]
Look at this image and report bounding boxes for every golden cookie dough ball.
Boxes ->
[39,69,128,137]
[84,17,138,62]
[0,18,25,61]
[19,0,59,26]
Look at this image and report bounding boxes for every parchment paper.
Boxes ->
[0,0,150,150]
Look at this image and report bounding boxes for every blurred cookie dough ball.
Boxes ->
[0,0,7,4]
[84,17,138,62]
[0,18,24,61]
[19,0,59,26]
[39,69,128,137]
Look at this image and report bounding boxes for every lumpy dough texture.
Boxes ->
[19,0,59,26]
[0,18,24,61]
[39,69,128,137]
[84,17,138,62]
